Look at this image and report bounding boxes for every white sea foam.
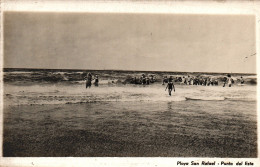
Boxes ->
[4,83,256,106]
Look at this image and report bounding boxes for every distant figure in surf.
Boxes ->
[187,75,191,85]
[240,76,244,84]
[223,74,232,87]
[162,76,168,85]
[94,75,99,87]
[227,74,233,87]
[142,76,147,85]
[146,77,150,85]
[168,76,173,82]
[223,77,227,87]
[140,76,143,84]
[86,72,93,88]
[150,75,155,83]
[182,76,185,84]
[190,77,194,85]
[165,76,175,96]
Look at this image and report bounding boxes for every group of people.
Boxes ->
[84,72,246,95]
[85,72,99,88]
[222,75,244,87]
[129,74,156,85]
[163,75,246,95]
[162,75,220,86]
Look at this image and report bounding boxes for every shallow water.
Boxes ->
[3,82,257,157]
[4,82,257,105]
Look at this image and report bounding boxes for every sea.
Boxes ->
[2,68,257,157]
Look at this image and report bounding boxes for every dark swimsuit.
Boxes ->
[94,78,99,86]
[86,75,92,88]
[168,82,173,90]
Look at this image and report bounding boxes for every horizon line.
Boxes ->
[3,67,257,75]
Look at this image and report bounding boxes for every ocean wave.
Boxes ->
[4,81,256,106]
[185,96,225,101]
[4,69,257,86]
[224,97,256,101]
[4,93,256,106]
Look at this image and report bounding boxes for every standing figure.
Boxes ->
[86,72,92,88]
[223,77,227,87]
[94,75,99,87]
[146,77,150,85]
[150,75,155,83]
[188,75,191,85]
[223,74,232,87]
[182,76,186,84]
[142,76,146,85]
[190,77,194,85]
[165,77,175,96]
[227,77,232,87]
[140,76,143,84]
[240,76,244,84]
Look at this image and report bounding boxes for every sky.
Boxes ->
[4,12,256,73]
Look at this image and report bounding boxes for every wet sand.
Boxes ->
[3,101,257,157]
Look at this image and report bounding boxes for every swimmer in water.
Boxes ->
[241,76,244,84]
[94,75,99,87]
[168,76,173,82]
[227,75,232,87]
[86,72,93,88]
[146,77,150,85]
[165,77,175,96]
[162,76,168,85]
[187,75,191,85]
[183,76,187,85]
[223,77,227,87]
[223,74,232,87]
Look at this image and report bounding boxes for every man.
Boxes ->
[165,77,175,96]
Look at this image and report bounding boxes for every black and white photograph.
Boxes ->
[0,1,259,166]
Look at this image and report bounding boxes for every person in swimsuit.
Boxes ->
[240,76,244,84]
[165,78,175,96]
[227,77,232,87]
[86,72,92,88]
[183,76,187,85]
[146,77,150,85]
[94,75,99,87]
[142,76,146,85]
[187,75,191,85]
[190,77,194,85]
[223,77,227,87]
[223,74,232,87]
[150,75,155,83]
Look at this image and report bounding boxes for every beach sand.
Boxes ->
[3,100,257,157]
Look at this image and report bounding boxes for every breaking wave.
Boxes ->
[4,83,256,106]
